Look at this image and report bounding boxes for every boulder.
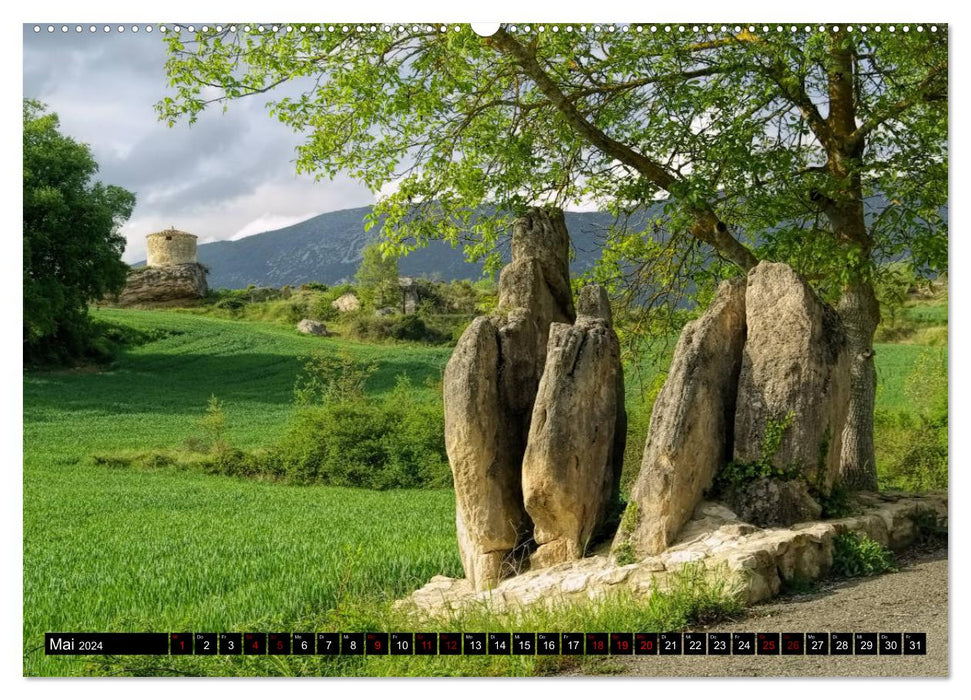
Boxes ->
[296,319,328,336]
[443,207,575,590]
[522,285,625,568]
[724,477,822,528]
[115,263,208,306]
[734,262,850,494]
[331,292,361,312]
[617,278,746,557]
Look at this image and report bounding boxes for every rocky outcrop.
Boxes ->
[296,319,328,336]
[115,263,208,306]
[617,279,746,557]
[444,207,576,591]
[331,292,360,312]
[396,493,946,616]
[522,285,625,569]
[734,262,850,494]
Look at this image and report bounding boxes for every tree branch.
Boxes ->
[848,60,947,148]
[486,27,758,271]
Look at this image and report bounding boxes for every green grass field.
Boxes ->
[24,310,457,676]
[23,303,946,676]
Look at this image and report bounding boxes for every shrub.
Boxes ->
[273,377,449,489]
[198,395,228,452]
[817,483,856,519]
[618,373,666,496]
[294,351,377,405]
[613,502,640,566]
[831,532,897,578]
[346,312,450,345]
[712,411,798,493]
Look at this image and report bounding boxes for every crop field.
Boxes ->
[23,309,457,676]
[23,304,946,676]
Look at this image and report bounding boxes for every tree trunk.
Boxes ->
[837,279,880,491]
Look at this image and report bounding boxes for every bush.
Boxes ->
[618,373,666,497]
[346,312,450,345]
[274,377,449,489]
[831,532,897,578]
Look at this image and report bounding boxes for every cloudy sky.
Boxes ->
[23,25,376,263]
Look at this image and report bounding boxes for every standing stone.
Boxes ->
[444,316,519,588]
[399,277,419,314]
[734,262,850,495]
[522,285,626,568]
[444,207,575,590]
[616,278,747,558]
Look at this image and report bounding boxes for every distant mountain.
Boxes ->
[186,206,636,290]
[143,196,939,290]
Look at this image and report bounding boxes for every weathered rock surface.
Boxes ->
[522,285,625,568]
[296,319,328,336]
[396,493,946,616]
[734,262,850,494]
[331,292,360,312]
[115,263,208,306]
[724,477,822,528]
[618,278,746,557]
[444,316,526,589]
[444,208,576,590]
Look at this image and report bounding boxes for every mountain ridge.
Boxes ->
[173,206,630,289]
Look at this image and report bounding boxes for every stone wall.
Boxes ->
[396,493,946,616]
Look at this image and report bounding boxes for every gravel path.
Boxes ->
[604,547,948,677]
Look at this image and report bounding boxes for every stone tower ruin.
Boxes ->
[114,227,209,306]
[146,228,198,267]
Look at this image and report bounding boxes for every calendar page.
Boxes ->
[21,6,950,687]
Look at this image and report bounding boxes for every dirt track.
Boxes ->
[593,547,948,677]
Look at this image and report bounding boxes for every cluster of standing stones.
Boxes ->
[445,208,625,590]
[421,206,944,613]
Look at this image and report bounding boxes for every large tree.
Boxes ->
[24,99,136,364]
[159,23,947,489]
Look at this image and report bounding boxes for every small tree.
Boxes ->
[23,99,135,364]
[355,242,400,309]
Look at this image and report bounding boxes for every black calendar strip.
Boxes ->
[45,632,927,656]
